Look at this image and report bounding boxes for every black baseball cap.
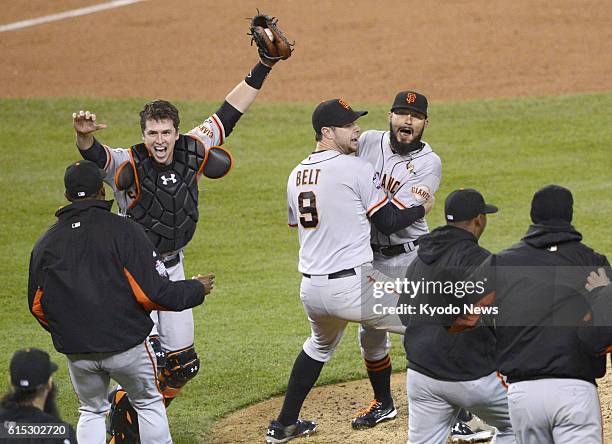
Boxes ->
[64,160,103,199]
[445,188,498,222]
[391,90,428,118]
[10,348,58,391]
[312,99,368,133]
[530,185,573,224]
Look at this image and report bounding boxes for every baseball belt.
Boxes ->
[162,253,181,268]
[371,240,419,257]
[302,268,356,279]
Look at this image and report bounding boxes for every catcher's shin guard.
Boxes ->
[158,345,200,404]
[107,388,140,444]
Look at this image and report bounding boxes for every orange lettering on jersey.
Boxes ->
[406,93,417,104]
[411,186,431,200]
[198,124,214,139]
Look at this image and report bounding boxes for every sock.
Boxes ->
[365,354,392,407]
[277,350,325,426]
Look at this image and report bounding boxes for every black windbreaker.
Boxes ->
[480,222,609,384]
[401,225,496,381]
[28,200,205,354]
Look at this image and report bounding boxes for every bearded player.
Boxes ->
[353,91,491,442]
[71,14,292,442]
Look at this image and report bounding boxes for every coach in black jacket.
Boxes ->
[400,189,515,444]
[27,160,214,444]
[462,185,609,444]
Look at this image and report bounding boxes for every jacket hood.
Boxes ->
[417,225,478,265]
[522,220,582,248]
[55,199,113,218]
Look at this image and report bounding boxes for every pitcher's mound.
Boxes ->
[211,369,612,443]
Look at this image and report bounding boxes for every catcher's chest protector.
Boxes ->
[127,135,205,254]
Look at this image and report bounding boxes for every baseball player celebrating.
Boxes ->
[265,98,434,443]
[351,91,445,429]
[71,15,292,439]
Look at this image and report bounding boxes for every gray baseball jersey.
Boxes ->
[98,114,225,214]
[357,130,442,246]
[287,150,387,275]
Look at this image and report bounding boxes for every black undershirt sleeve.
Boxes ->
[370,202,425,236]
[79,138,107,169]
[215,101,242,138]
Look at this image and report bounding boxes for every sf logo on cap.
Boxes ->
[338,99,350,110]
[406,93,417,104]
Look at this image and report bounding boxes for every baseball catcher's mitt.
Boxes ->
[249,12,293,65]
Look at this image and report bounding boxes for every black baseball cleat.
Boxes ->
[351,399,397,429]
[450,421,493,443]
[265,419,317,443]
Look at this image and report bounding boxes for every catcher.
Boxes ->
[71,12,292,443]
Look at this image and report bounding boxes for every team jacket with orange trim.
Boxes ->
[287,150,425,275]
[472,222,609,384]
[357,130,441,247]
[400,226,496,381]
[27,199,205,354]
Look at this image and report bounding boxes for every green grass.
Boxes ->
[1,92,611,442]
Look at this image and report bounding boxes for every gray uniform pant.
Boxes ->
[301,264,405,362]
[66,341,171,444]
[508,378,602,444]
[407,369,516,444]
[359,250,417,360]
[150,251,195,351]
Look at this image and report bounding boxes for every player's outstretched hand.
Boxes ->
[73,110,107,136]
[585,268,610,292]
[193,273,216,296]
[423,195,436,215]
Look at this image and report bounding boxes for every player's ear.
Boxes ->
[175,128,180,140]
[387,111,393,123]
[321,126,332,140]
[424,119,429,129]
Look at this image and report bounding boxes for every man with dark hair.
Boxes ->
[351,90,443,430]
[70,33,291,439]
[71,35,288,418]
[399,189,514,443]
[0,348,76,444]
[28,160,213,443]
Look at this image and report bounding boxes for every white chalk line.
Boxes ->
[0,0,146,33]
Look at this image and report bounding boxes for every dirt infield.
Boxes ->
[3,1,611,442]
[1,0,611,102]
[211,364,612,443]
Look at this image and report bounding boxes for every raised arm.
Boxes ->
[191,12,293,141]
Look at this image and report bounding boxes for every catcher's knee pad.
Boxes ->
[158,345,200,400]
[108,388,140,444]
